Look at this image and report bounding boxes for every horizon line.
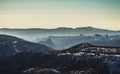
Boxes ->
[0,26,119,31]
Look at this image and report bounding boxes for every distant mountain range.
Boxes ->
[0,27,120,41]
[37,34,120,50]
[39,38,60,49]
[0,35,53,60]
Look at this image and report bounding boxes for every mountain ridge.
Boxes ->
[0,26,119,31]
[0,34,53,60]
[0,26,120,42]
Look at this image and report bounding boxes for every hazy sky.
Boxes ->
[0,0,120,30]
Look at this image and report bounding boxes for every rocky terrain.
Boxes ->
[0,34,120,74]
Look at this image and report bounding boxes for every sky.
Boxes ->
[0,0,120,30]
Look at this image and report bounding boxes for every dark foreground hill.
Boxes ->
[0,34,53,60]
[0,51,108,74]
[61,43,120,54]
[1,43,120,74]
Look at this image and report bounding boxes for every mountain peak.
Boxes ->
[78,43,94,48]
